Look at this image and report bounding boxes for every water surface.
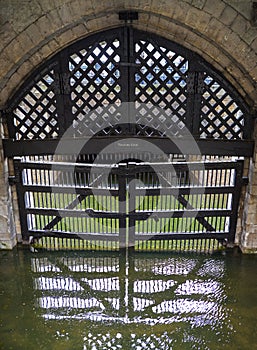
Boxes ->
[0,248,256,349]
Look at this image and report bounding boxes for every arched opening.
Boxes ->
[3,27,254,252]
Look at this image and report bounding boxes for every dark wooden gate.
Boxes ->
[2,26,253,251]
[13,157,244,251]
[2,27,254,157]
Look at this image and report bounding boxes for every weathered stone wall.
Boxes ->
[0,138,16,249]
[1,0,257,108]
[0,0,257,251]
[240,121,257,253]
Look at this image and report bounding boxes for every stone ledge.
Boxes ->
[240,246,257,254]
[0,236,17,250]
[240,230,257,253]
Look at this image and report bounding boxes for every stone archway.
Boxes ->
[0,1,257,108]
[0,0,257,251]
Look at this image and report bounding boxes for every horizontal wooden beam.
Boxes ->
[3,136,254,157]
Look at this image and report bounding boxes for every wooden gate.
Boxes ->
[13,157,244,252]
[3,27,254,157]
[2,26,253,251]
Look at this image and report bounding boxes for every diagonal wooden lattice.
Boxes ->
[200,75,245,140]
[134,39,188,137]
[8,28,250,143]
[69,38,123,136]
[12,71,58,140]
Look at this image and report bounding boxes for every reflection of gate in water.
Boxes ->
[31,251,230,348]
[14,157,244,252]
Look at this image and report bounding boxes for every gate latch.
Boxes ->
[85,209,159,221]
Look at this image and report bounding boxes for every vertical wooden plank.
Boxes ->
[118,164,127,249]
[126,163,136,250]
[227,160,244,246]
[13,158,30,242]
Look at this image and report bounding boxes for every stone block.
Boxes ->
[249,184,257,196]
[37,0,59,12]
[15,32,35,57]
[150,0,177,17]
[170,1,192,24]
[249,65,257,84]
[9,1,42,34]
[47,38,62,53]
[15,60,34,85]
[244,212,257,226]
[231,14,249,38]
[203,17,224,42]
[0,22,17,49]
[36,15,58,38]
[240,50,257,73]
[223,33,250,63]
[243,81,254,102]
[185,7,211,32]
[35,43,56,62]
[29,52,45,69]
[215,26,234,48]
[186,30,207,53]
[54,29,75,48]
[68,0,94,19]
[46,9,64,32]
[0,238,17,250]
[219,4,237,26]
[250,169,257,185]
[0,84,11,108]
[26,23,43,47]
[204,0,226,17]
[228,0,252,21]
[0,52,15,79]
[243,27,257,46]
[34,39,60,65]
[251,36,257,51]
[246,203,257,215]
[57,3,73,27]
[0,201,8,217]
[71,24,88,41]
[192,0,206,10]
[172,23,188,42]
[86,14,119,33]
[240,231,257,253]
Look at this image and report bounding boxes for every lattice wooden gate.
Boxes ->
[3,27,253,156]
[2,26,253,251]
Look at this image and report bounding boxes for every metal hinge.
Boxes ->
[242,177,249,186]
[119,11,138,22]
[8,175,19,185]
[0,109,7,123]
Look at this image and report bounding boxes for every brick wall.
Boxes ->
[0,0,257,251]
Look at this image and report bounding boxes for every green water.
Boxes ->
[0,248,256,350]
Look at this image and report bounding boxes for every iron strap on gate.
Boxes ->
[13,157,244,251]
